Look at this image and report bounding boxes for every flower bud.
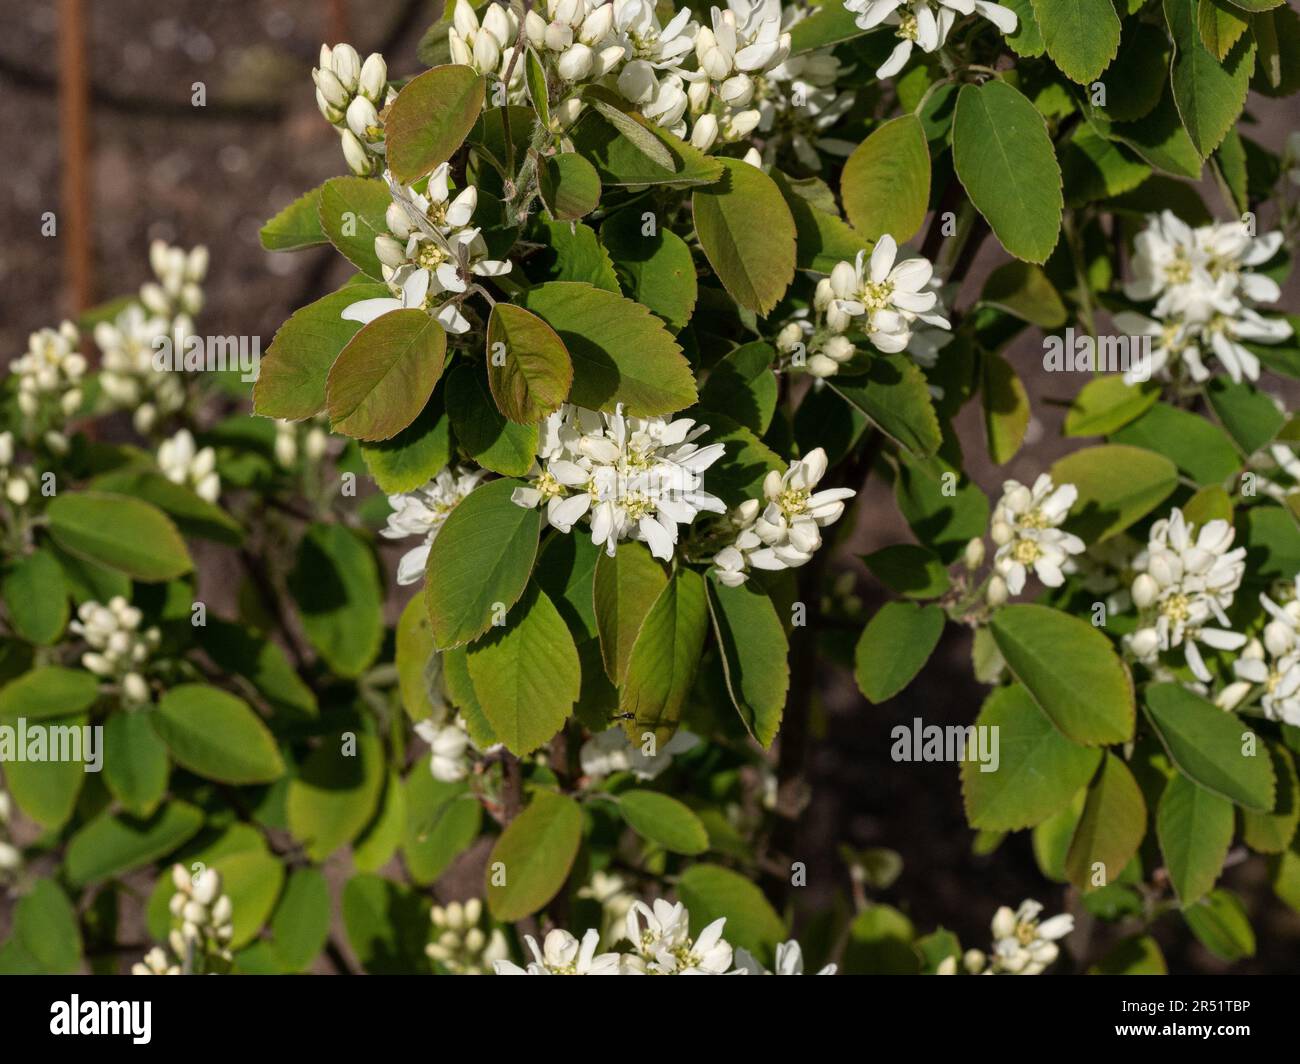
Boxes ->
[314,66,350,110]
[719,74,753,107]
[823,335,854,363]
[340,129,374,175]
[618,59,658,105]
[1131,572,1159,610]
[346,96,380,141]
[806,353,839,378]
[690,113,719,151]
[331,43,361,91]
[1128,626,1160,659]
[556,42,593,81]
[474,31,501,73]
[964,537,985,570]
[1264,619,1294,658]
[990,519,1013,546]
[986,574,1008,607]
[359,53,388,103]
[6,477,30,507]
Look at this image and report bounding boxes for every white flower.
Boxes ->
[381,467,490,584]
[449,3,519,77]
[579,726,699,780]
[988,899,1072,975]
[1125,508,1247,683]
[829,236,950,354]
[527,0,626,82]
[735,939,837,974]
[626,899,736,974]
[748,448,856,567]
[12,321,87,421]
[414,718,473,781]
[846,0,1017,77]
[494,928,624,975]
[157,429,220,503]
[695,0,791,83]
[1232,579,1300,725]
[512,405,726,561]
[989,474,1084,596]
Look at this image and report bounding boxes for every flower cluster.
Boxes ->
[987,474,1084,603]
[512,404,727,561]
[579,726,699,781]
[96,241,208,434]
[1227,576,1300,726]
[382,466,489,585]
[1126,508,1247,683]
[157,429,220,504]
[952,899,1074,975]
[11,321,87,438]
[344,167,512,335]
[712,447,855,586]
[133,865,234,975]
[1118,211,1291,384]
[449,4,524,96]
[426,898,510,974]
[313,43,392,176]
[845,0,1019,78]
[828,237,951,357]
[415,717,475,782]
[71,597,161,704]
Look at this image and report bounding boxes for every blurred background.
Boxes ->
[2,0,1298,973]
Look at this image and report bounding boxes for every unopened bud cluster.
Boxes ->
[157,429,220,503]
[12,322,86,435]
[313,43,392,176]
[71,597,161,705]
[0,433,37,509]
[426,898,509,974]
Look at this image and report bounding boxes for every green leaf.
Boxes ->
[342,874,432,974]
[840,115,931,244]
[1165,0,1255,157]
[446,363,537,476]
[854,601,945,704]
[830,355,942,457]
[861,544,951,599]
[259,185,327,251]
[842,904,918,974]
[619,567,709,747]
[1002,0,1045,57]
[318,176,392,279]
[3,548,68,644]
[1112,403,1241,485]
[1048,443,1178,542]
[326,309,447,441]
[1030,0,1121,83]
[1242,742,1298,853]
[1109,84,1203,178]
[953,79,1063,263]
[65,802,204,886]
[894,454,990,563]
[774,171,870,274]
[90,470,242,545]
[788,2,869,52]
[1061,126,1151,206]
[425,478,541,649]
[1100,21,1172,121]
[534,531,600,643]
[600,210,698,333]
[1207,377,1285,453]
[1157,773,1233,905]
[519,281,697,416]
[404,769,482,884]
[287,730,385,861]
[253,283,389,420]
[359,389,453,493]
[962,684,1103,831]
[289,524,383,677]
[537,218,620,291]
[465,584,579,755]
[102,710,170,817]
[983,350,1030,464]
[487,303,573,424]
[353,769,407,872]
[47,492,192,581]
[396,593,438,721]
[1065,753,1147,890]
[618,789,709,855]
[204,621,317,722]
[4,715,87,830]
[153,684,285,785]
[486,790,583,921]
[1063,375,1159,436]
[980,261,1068,328]
[698,341,778,436]
[677,863,786,958]
[384,64,485,183]
[0,665,98,720]
[211,849,286,950]
[706,577,789,748]
[1088,934,1168,974]
[990,605,1135,746]
[1198,0,1250,60]
[270,868,331,972]
[1182,888,1255,961]
[593,541,669,684]
[569,107,724,188]
[1143,684,1275,811]
[0,880,82,974]
[692,157,797,316]
[540,151,601,220]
